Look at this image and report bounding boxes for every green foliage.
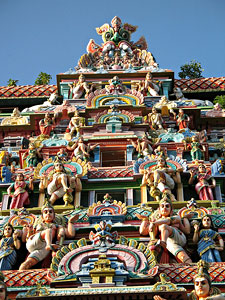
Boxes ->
[178,60,204,79]
[34,72,52,85]
[7,78,18,86]
[214,95,225,109]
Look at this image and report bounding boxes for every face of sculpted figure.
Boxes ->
[4,225,13,238]
[42,208,55,223]
[194,278,210,299]
[202,216,211,229]
[159,201,171,217]
[54,162,64,172]
[157,157,166,168]
[0,283,6,300]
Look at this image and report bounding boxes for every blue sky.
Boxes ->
[0,0,224,86]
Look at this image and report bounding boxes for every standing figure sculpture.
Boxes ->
[67,110,84,137]
[67,137,99,162]
[0,223,20,270]
[141,156,180,202]
[19,203,78,270]
[7,174,34,209]
[176,108,190,131]
[188,164,216,201]
[148,107,164,130]
[39,113,54,137]
[40,161,81,206]
[138,197,192,263]
[22,142,42,167]
[185,136,205,161]
[128,135,157,159]
[193,215,224,262]
[68,74,90,99]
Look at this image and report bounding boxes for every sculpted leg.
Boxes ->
[19,258,38,270]
[158,224,173,244]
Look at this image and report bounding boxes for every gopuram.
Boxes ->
[0,16,225,300]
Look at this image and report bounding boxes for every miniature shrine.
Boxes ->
[0,16,225,300]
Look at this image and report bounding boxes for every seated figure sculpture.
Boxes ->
[68,74,90,99]
[138,196,192,263]
[19,202,78,270]
[141,156,180,202]
[138,72,160,96]
[39,161,82,206]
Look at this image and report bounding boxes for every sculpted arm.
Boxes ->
[179,217,191,235]
[66,214,79,238]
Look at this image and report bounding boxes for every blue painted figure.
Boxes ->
[193,215,224,262]
[0,223,20,270]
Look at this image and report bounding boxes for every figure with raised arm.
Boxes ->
[39,161,81,206]
[68,74,90,99]
[127,135,157,159]
[176,108,190,131]
[148,107,164,130]
[7,174,34,209]
[188,164,216,201]
[67,137,99,162]
[141,156,179,202]
[185,136,205,161]
[0,223,20,270]
[19,202,78,270]
[138,196,192,263]
[193,215,223,262]
[22,142,42,167]
[138,72,160,96]
[39,113,54,137]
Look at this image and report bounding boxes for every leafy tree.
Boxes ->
[7,78,18,87]
[34,72,52,85]
[214,95,225,109]
[178,60,204,79]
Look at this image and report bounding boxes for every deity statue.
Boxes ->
[184,136,205,161]
[19,203,78,270]
[39,112,54,137]
[138,197,192,263]
[67,137,99,162]
[7,174,34,209]
[175,108,190,131]
[141,156,181,202]
[148,107,164,130]
[138,72,160,96]
[193,215,224,262]
[128,135,160,159]
[188,164,216,201]
[22,142,42,167]
[67,110,84,138]
[39,161,82,206]
[0,223,20,270]
[68,74,90,99]
[189,260,224,300]
[55,148,68,162]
